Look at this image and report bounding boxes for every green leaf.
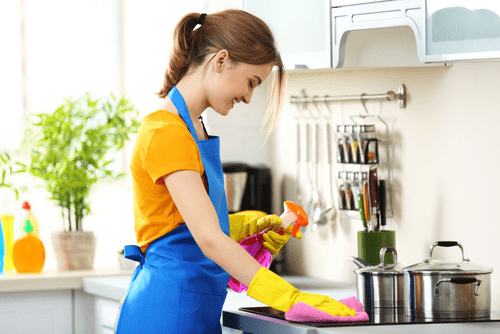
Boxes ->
[25,91,141,230]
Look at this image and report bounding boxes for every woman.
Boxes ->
[115,10,356,334]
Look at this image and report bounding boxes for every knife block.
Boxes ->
[358,230,395,266]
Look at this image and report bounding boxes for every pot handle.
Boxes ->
[434,277,481,296]
[349,256,372,268]
[425,241,470,264]
[377,246,397,269]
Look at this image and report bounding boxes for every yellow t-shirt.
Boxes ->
[130,110,205,253]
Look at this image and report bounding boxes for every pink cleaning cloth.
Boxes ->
[285,296,369,322]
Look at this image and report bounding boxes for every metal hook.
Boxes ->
[294,102,304,120]
[322,95,332,119]
[298,89,312,119]
[360,93,370,115]
[311,96,322,119]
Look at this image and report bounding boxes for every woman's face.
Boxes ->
[207,51,274,116]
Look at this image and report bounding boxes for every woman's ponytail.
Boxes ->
[157,13,201,98]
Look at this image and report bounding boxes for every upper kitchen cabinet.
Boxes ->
[424,1,500,62]
[243,0,331,69]
[332,0,500,67]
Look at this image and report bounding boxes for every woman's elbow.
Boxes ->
[197,230,232,262]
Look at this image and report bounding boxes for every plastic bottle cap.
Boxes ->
[23,220,34,234]
[22,202,31,210]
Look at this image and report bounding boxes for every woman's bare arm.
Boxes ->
[164,170,262,287]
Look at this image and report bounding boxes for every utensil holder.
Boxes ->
[358,230,395,266]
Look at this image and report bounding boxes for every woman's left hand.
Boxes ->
[263,225,303,255]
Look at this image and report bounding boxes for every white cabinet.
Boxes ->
[94,297,120,334]
[74,291,120,334]
[424,1,500,62]
[332,0,500,67]
[243,0,332,69]
[0,290,73,334]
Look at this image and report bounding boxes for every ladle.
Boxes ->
[310,98,335,231]
[308,98,329,232]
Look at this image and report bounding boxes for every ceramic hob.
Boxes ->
[238,307,500,328]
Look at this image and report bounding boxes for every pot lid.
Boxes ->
[352,247,404,276]
[402,259,492,274]
[402,241,493,275]
[355,263,405,276]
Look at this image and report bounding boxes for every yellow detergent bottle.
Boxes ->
[0,215,15,272]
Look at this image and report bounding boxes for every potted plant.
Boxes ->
[24,92,140,270]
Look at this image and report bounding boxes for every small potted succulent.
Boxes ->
[24,92,140,270]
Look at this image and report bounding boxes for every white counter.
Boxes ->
[0,269,135,293]
[3,271,499,334]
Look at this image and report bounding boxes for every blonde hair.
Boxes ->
[157,9,286,136]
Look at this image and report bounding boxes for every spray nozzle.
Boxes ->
[279,201,309,237]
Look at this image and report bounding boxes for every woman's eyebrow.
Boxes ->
[253,75,262,85]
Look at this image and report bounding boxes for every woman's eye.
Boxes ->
[248,81,254,88]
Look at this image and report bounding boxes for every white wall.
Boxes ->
[267,61,500,310]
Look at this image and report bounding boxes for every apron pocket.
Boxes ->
[180,289,227,334]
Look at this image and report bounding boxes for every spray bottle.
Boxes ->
[15,201,39,240]
[12,202,44,273]
[228,201,308,293]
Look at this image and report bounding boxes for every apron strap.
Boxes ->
[167,86,199,142]
[124,245,145,265]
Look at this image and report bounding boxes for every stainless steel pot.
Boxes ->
[350,247,405,310]
[403,241,493,319]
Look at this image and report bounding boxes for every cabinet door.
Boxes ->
[0,290,73,334]
[424,0,500,62]
[243,0,331,69]
[332,1,395,6]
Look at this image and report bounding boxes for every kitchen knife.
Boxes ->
[378,180,387,229]
[369,167,379,231]
[357,191,367,231]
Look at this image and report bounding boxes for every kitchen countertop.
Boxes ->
[7,271,499,333]
[0,269,135,293]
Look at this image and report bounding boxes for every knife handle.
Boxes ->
[379,180,387,227]
[369,167,378,210]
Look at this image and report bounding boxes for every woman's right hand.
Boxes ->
[247,267,356,317]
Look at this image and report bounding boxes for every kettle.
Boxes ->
[222,162,272,214]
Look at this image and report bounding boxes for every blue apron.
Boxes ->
[116,87,230,333]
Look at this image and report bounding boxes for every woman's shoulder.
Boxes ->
[137,110,195,146]
[144,109,184,127]
[139,110,188,135]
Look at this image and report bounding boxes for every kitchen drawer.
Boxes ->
[95,297,120,333]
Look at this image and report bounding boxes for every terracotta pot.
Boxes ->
[51,231,96,270]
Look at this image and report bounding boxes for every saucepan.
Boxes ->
[350,246,405,310]
[403,241,493,319]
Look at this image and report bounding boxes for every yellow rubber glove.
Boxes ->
[229,211,281,243]
[229,211,302,255]
[263,225,303,255]
[247,267,356,317]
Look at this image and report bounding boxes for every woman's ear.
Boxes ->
[213,50,229,73]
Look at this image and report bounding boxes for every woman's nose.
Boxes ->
[242,90,253,104]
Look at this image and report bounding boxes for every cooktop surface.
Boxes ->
[239,307,500,328]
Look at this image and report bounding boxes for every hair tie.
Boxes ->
[197,13,207,26]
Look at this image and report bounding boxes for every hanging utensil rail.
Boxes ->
[290,84,407,109]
